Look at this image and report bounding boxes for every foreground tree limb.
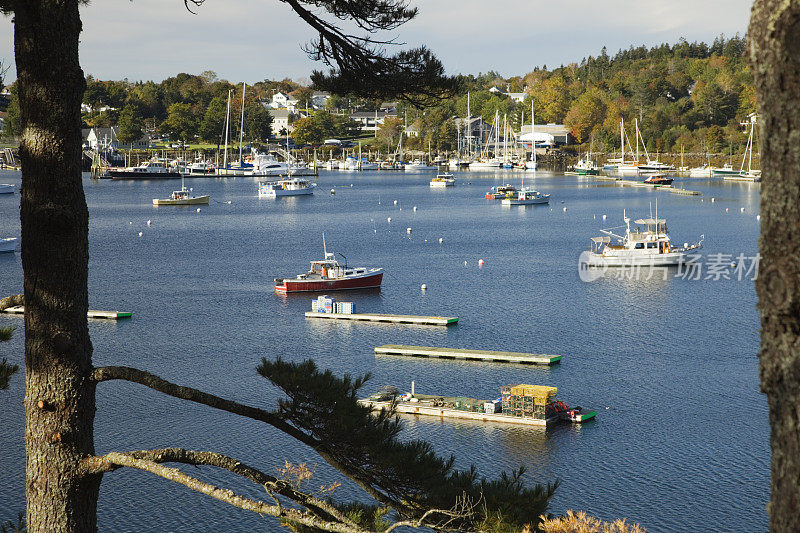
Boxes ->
[90,451,367,533]
[91,365,409,515]
[83,447,358,528]
[749,1,800,531]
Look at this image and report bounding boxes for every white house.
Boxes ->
[349,110,396,133]
[270,108,293,136]
[270,91,298,112]
[83,126,151,151]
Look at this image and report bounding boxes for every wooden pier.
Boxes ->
[305,312,458,326]
[374,345,562,365]
[1,305,131,320]
[359,399,552,426]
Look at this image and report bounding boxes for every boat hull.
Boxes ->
[110,171,182,179]
[585,251,687,267]
[0,184,14,194]
[152,195,210,205]
[260,188,314,197]
[275,272,383,293]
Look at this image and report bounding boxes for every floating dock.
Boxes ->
[359,399,554,426]
[305,312,458,326]
[1,305,131,320]
[668,188,702,196]
[374,345,562,365]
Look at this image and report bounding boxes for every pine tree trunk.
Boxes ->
[749,1,800,531]
[14,2,99,532]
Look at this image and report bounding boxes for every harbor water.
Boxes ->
[0,169,766,532]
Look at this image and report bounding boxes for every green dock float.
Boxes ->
[374,345,562,365]
[306,312,458,326]
[1,305,132,320]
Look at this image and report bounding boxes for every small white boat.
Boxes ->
[469,158,502,170]
[689,165,712,178]
[584,210,703,267]
[405,159,438,171]
[501,189,549,205]
[153,176,209,205]
[0,237,18,253]
[0,184,14,194]
[259,177,315,197]
[430,173,456,187]
[187,161,215,174]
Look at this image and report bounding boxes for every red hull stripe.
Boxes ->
[275,273,383,293]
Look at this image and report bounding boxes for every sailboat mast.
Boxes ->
[238,83,246,165]
[532,100,537,167]
[223,89,232,170]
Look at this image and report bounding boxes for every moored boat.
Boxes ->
[275,240,383,293]
[501,188,550,205]
[109,160,181,179]
[484,184,518,200]
[583,210,703,267]
[0,184,14,194]
[153,176,209,205]
[258,177,315,197]
[643,174,674,186]
[430,173,455,187]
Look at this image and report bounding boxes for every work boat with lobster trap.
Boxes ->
[585,206,703,268]
[274,235,383,293]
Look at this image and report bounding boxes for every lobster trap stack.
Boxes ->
[501,384,558,420]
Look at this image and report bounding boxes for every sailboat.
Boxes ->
[724,113,761,182]
[153,174,210,205]
[606,118,639,173]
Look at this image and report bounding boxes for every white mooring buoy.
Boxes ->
[406,227,412,234]
[421,284,427,291]
[438,237,443,244]
[757,215,761,221]
[387,217,391,223]
[478,259,485,268]
[138,232,143,237]
[196,208,201,213]
[147,219,151,226]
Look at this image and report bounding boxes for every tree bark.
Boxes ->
[749,1,800,531]
[13,1,97,532]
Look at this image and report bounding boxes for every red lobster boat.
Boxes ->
[275,251,383,293]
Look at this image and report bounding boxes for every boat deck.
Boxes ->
[359,399,554,426]
[374,344,562,365]
[306,312,457,326]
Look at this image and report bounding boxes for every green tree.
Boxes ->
[1,84,20,137]
[198,95,228,143]
[82,79,108,110]
[244,102,272,142]
[116,103,144,144]
[160,102,197,141]
[564,87,607,143]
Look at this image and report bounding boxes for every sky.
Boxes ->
[1,0,755,85]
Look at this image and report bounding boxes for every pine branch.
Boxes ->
[83,448,358,528]
[89,451,366,533]
[0,294,23,311]
[91,366,407,514]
